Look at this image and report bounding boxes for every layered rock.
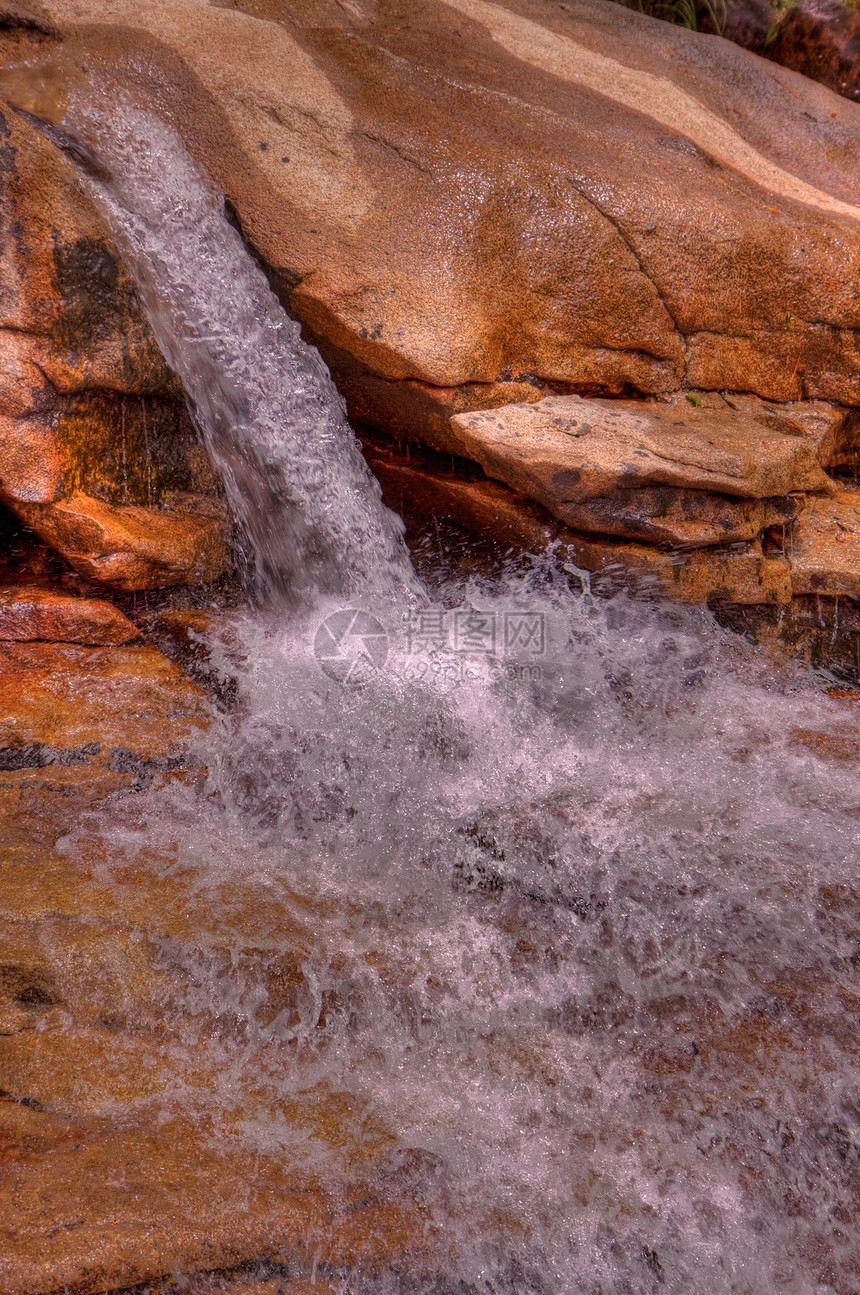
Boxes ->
[0,584,141,644]
[447,394,831,547]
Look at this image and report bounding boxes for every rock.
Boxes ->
[369,451,793,605]
[0,583,140,643]
[0,107,230,588]
[4,0,860,442]
[714,393,856,471]
[0,638,208,768]
[788,485,860,598]
[15,492,230,590]
[447,395,830,546]
[767,0,860,105]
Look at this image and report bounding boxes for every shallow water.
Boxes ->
[58,560,860,1295]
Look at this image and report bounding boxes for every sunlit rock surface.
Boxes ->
[4,0,860,422]
[448,394,830,547]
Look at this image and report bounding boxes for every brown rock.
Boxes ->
[0,583,141,643]
[789,485,860,597]
[0,109,229,588]
[0,638,208,766]
[447,395,829,545]
[16,492,230,590]
[5,0,860,436]
[767,0,860,105]
[371,453,793,605]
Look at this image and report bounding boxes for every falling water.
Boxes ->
[68,98,422,606]
[45,96,860,1294]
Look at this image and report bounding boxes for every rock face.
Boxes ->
[0,105,230,590]
[789,485,860,598]
[3,0,860,437]
[448,395,830,546]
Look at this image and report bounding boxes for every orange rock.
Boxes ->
[788,485,860,598]
[0,583,141,644]
[16,492,230,590]
[370,452,793,605]
[3,0,860,428]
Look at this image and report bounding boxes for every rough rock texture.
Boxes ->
[447,395,829,546]
[767,0,860,105]
[368,449,794,605]
[4,0,860,437]
[0,106,230,588]
[789,485,860,597]
[0,638,208,783]
[16,492,230,589]
[0,583,141,643]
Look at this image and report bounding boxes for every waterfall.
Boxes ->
[67,99,423,606]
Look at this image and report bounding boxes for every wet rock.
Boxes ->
[370,453,793,605]
[0,583,140,643]
[0,107,230,588]
[789,485,860,598]
[15,492,230,590]
[0,639,209,795]
[6,0,860,435]
[767,0,860,105]
[447,395,829,546]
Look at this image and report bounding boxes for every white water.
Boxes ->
[55,99,860,1294]
[69,99,422,606]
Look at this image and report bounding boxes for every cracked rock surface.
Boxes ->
[3,0,860,435]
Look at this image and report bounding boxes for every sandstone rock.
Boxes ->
[4,0,860,437]
[447,395,829,546]
[789,485,860,598]
[0,583,140,643]
[768,0,860,105]
[370,452,793,605]
[16,492,230,590]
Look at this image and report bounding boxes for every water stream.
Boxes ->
[50,97,860,1294]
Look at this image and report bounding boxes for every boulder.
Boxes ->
[2,0,860,442]
[368,451,793,605]
[447,395,829,546]
[16,492,230,590]
[789,485,860,598]
[0,584,141,643]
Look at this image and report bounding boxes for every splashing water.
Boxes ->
[47,97,860,1295]
[68,97,422,605]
